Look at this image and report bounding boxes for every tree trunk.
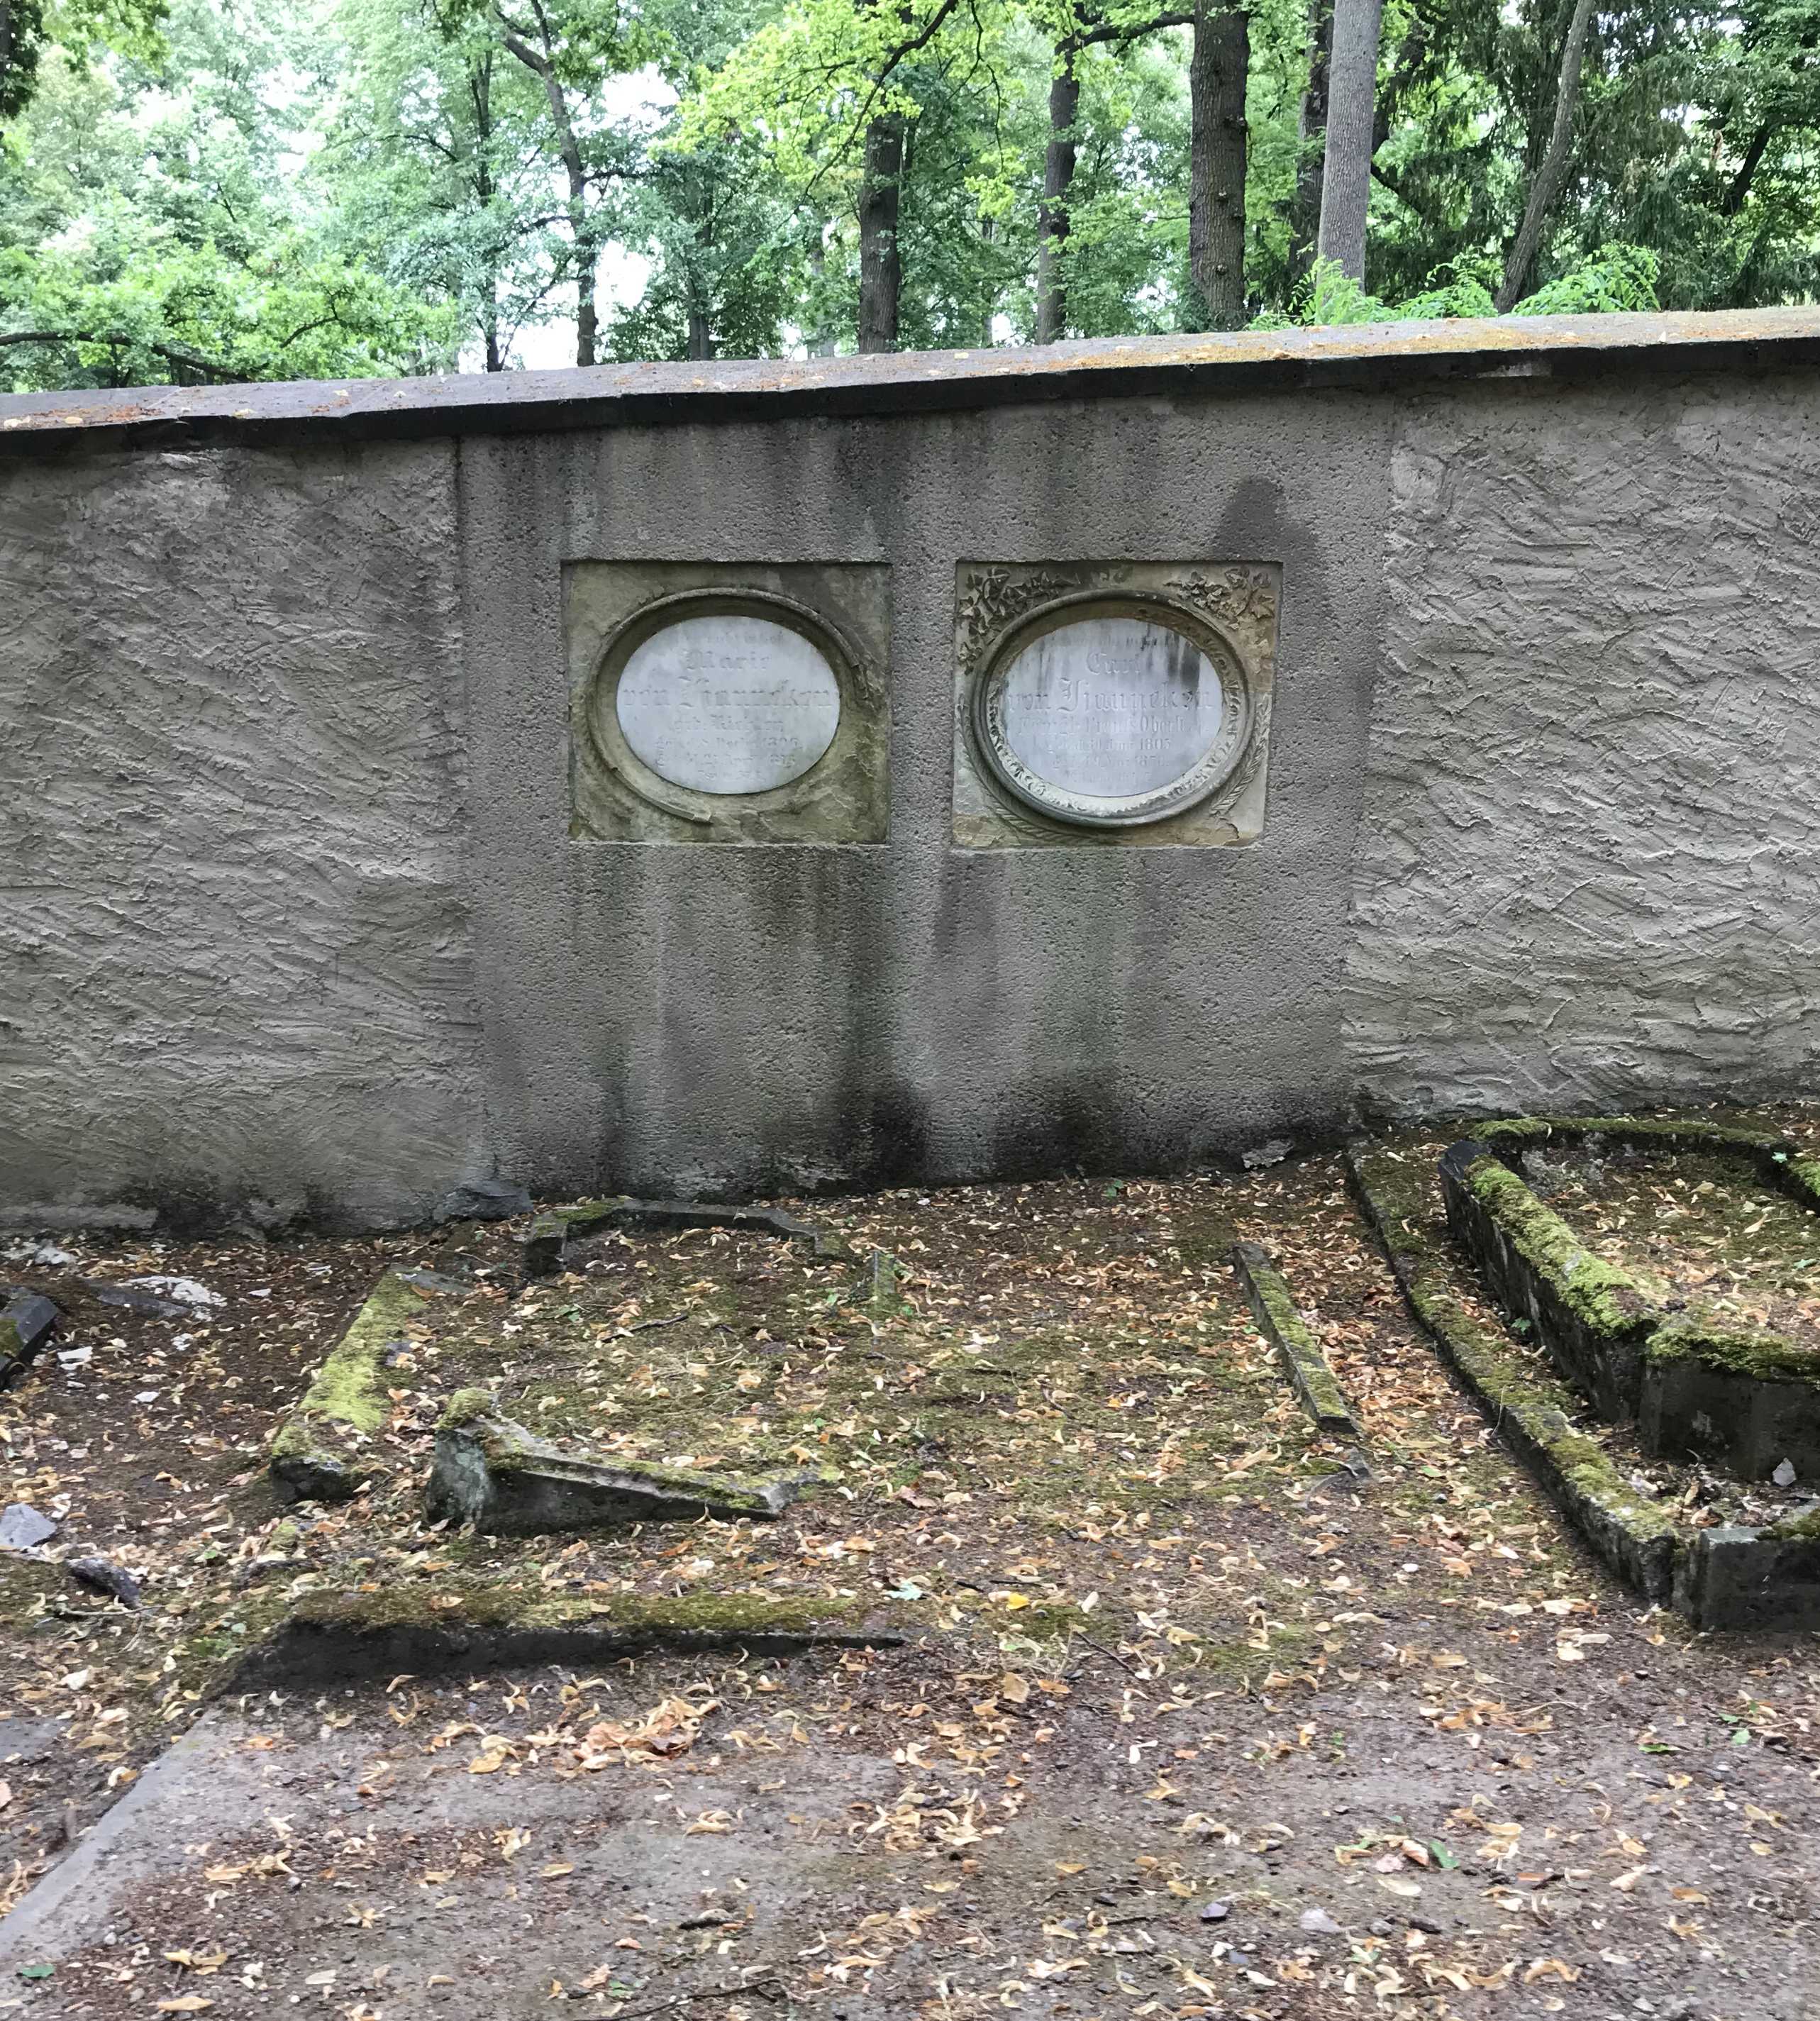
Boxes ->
[1035,49,1081,343]
[858,113,904,352]
[470,55,505,372]
[1315,0,1384,282]
[1188,3,1250,329]
[687,309,714,360]
[1290,0,1333,287]
[806,240,838,355]
[1494,0,1596,311]
[498,21,598,365]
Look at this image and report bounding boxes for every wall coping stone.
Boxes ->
[3,308,1819,455]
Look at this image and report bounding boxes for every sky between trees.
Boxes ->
[1,0,1816,389]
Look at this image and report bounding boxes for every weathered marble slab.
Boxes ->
[567,565,891,846]
[986,614,1226,818]
[615,614,842,796]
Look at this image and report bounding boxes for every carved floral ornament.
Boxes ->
[958,563,1277,833]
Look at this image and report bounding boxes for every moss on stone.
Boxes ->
[1460,1153,1652,1336]
[268,1270,423,1499]
[438,1386,498,1430]
[1349,1143,1687,1571]
[1647,1319,1819,1385]
[260,1578,919,1668]
[1470,1113,1791,1157]
[282,1270,418,1439]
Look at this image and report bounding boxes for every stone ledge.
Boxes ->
[5,311,1819,455]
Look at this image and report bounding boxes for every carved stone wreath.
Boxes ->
[953,560,1281,851]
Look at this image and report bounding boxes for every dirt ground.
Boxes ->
[0,1132,1816,2020]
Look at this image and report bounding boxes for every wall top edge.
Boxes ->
[3,308,1818,455]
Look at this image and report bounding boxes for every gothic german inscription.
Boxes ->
[614,614,842,796]
[976,610,1247,828]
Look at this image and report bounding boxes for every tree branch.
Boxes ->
[0,331,244,381]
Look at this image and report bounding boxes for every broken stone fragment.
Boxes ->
[123,1275,222,1310]
[0,1291,57,1380]
[0,1503,59,1551]
[438,1178,533,1223]
[426,1390,806,1535]
[521,1215,570,1280]
[65,1555,140,1608]
[83,1280,190,1318]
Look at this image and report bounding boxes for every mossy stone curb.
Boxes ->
[1468,1112,1820,1217]
[1442,1136,1820,1481]
[1352,1143,1681,1603]
[231,1585,916,1687]
[1351,1141,1820,1630]
[269,1269,425,1502]
[1229,1241,1362,1439]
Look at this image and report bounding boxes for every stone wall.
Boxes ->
[2,314,1816,1226]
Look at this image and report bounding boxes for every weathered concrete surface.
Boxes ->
[0,441,484,1228]
[2,321,1819,1224]
[460,392,1382,1200]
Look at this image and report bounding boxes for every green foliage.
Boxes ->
[1509,242,1660,316]
[1,0,168,134]
[0,0,1814,386]
[1253,243,1659,329]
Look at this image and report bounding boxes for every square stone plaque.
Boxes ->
[953,560,1280,849]
[568,561,890,845]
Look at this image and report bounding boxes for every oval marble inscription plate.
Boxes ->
[978,613,1243,826]
[615,614,842,796]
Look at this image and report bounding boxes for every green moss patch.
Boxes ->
[268,1270,428,1502]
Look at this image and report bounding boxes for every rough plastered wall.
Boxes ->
[0,442,484,1227]
[1343,372,1820,1117]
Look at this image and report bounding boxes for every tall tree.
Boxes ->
[857,106,905,348]
[1494,0,1597,308]
[1314,0,1381,277]
[1034,30,1082,340]
[1,0,165,148]
[479,2,646,365]
[1032,5,1191,343]
[1288,0,1331,284]
[1187,0,1248,324]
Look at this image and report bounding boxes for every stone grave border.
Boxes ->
[1442,1117,1820,1481]
[1349,1139,1820,1632]
[1228,1241,1363,1441]
[523,1195,853,1279]
[268,1268,439,1502]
